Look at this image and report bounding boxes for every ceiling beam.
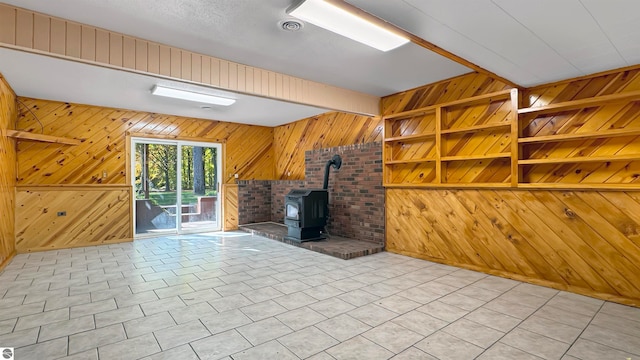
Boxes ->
[0,3,380,116]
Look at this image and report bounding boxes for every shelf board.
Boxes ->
[383,107,437,121]
[383,89,513,121]
[518,128,640,144]
[6,130,81,145]
[441,89,513,109]
[384,132,436,142]
[518,90,640,116]
[519,154,640,165]
[441,122,511,135]
[385,158,436,165]
[441,153,511,162]
[518,183,640,190]
[384,182,512,189]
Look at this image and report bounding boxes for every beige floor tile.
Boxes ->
[327,335,394,360]
[415,331,484,360]
[68,323,126,355]
[98,333,160,360]
[443,318,504,348]
[231,340,299,360]
[154,320,211,350]
[315,314,371,342]
[236,317,292,345]
[363,321,424,353]
[391,310,448,337]
[191,329,252,360]
[501,328,570,360]
[477,342,544,360]
[276,306,327,330]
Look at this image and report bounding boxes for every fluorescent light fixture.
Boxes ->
[288,0,409,52]
[151,85,236,106]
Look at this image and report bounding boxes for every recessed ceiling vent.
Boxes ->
[279,19,304,32]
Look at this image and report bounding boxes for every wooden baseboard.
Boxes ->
[17,237,133,253]
[0,250,17,272]
[387,248,640,308]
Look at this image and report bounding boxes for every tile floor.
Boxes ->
[0,232,638,360]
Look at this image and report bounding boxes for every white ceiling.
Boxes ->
[1,0,639,126]
[350,0,640,87]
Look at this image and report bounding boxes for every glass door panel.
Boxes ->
[180,145,220,232]
[132,138,222,236]
[134,142,178,235]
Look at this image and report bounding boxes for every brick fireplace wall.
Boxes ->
[237,180,271,225]
[238,142,383,244]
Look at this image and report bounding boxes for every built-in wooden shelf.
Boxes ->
[383,89,517,188]
[384,133,436,142]
[441,123,511,135]
[385,158,436,165]
[7,130,81,145]
[518,128,640,144]
[519,154,640,165]
[442,153,511,162]
[518,90,640,116]
[384,87,640,189]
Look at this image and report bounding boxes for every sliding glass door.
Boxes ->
[132,138,222,236]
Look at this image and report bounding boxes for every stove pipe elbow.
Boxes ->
[322,154,342,190]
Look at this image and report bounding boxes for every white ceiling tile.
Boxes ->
[493,0,626,77]
[582,0,640,65]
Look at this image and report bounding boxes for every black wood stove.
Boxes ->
[284,155,342,242]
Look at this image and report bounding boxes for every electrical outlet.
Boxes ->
[102,171,108,178]
[234,173,239,179]
[57,211,67,216]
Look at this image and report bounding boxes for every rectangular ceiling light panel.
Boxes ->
[151,85,236,106]
[288,0,409,51]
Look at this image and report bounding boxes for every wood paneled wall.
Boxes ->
[13,98,273,250]
[0,74,16,269]
[15,185,132,252]
[384,70,640,306]
[0,3,379,115]
[16,98,274,185]
[273,111,383,179]
[387,188,640,306]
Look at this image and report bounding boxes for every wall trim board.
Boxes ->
[387,248,639,308]
[0,3,380,115]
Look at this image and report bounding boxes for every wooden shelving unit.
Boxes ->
[383,89,517,187]
[384,87,640,189]
[7,130,81,145]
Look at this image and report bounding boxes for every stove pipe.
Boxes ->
[323,154,342,190]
